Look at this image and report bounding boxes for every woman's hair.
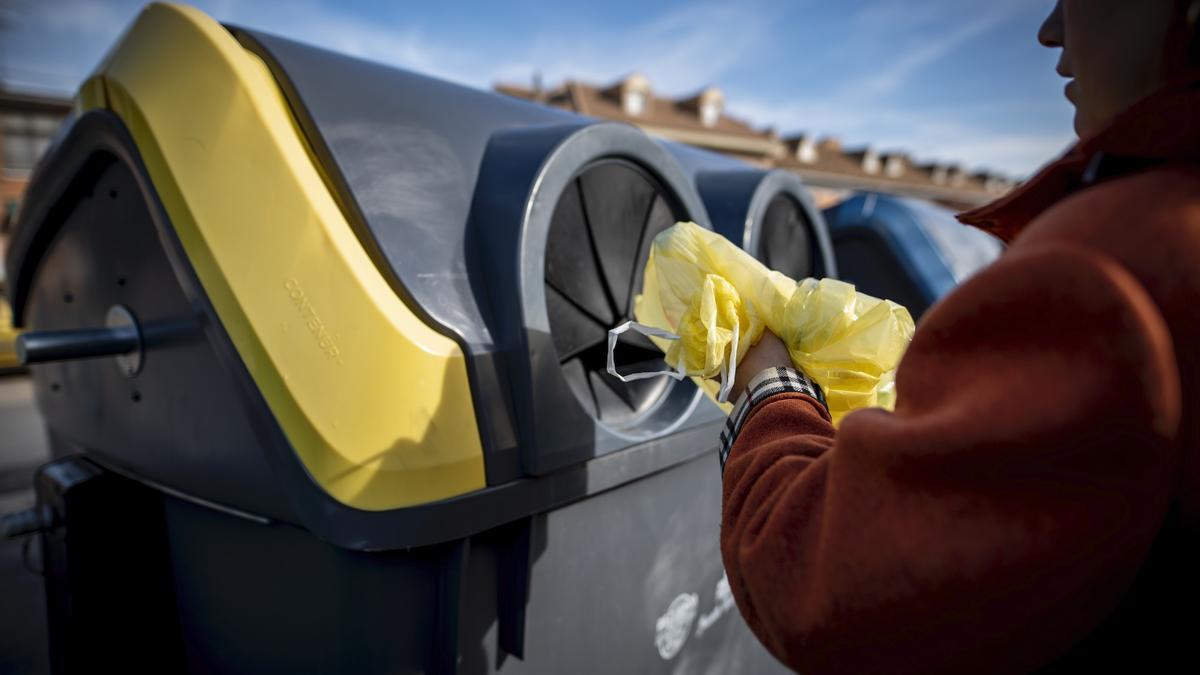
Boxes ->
[1191,14,1200,65]
[1163,0,1200,71]
[1183,0,1200,65]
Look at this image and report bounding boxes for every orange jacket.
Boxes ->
[720,75,1200,674]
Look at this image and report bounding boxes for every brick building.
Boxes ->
[1,88,72,283]
[496,74,1016,210]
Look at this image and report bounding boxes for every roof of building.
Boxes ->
[495,74,1017,209]
[0,88,73,115]
[497,76,782,158]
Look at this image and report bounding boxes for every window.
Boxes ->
[3,111,63,175]
[624,90,646,116]
[862,152,881,175]
[700,101,720,127]
[797,140,817,164]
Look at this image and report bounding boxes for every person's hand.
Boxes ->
[730,330,792,401]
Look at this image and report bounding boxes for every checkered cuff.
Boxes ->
[718,366,826,471]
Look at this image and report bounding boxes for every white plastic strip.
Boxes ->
[716,323,739,403]
[606,321,688,382]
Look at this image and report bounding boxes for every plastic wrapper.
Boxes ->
[610,221,915,425]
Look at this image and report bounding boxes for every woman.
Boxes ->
[719,1,1200,673]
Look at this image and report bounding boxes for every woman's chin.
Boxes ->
[1072,107,1103,140]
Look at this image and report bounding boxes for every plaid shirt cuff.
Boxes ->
[718,366,826,472]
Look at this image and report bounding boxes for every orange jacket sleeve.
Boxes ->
[720,242,1182,674]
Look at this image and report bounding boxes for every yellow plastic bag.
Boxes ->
[610,221,915,425]
[0,298,20,371]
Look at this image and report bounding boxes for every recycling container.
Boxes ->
[662,140,837,281]
[823,193,1004,319]
[2,4,836,673]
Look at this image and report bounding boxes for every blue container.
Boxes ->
[823,193,1003,319]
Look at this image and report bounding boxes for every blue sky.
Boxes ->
[0,0,1074,177]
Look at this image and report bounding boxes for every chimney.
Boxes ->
[676,86,725,127]
[882,153,909,179]
[603,73,652,116]
[788,134,818,164]
[817,137,842,153]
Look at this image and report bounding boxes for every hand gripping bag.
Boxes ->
[608,221,915,425]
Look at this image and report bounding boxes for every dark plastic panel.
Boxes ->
[543,180,614,329]
[16,126,288,520]
[659,140,837,280]
[822,193,960,319]
[37,457,184,673]
[827,230,932,316]
[759,194,814,280]
[578,162,658,311]
[544,160,681,430]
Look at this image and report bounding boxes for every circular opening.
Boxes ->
[757,193,814,280]
[543,158,690,432]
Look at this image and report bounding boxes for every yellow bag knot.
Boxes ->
[665,274,765,379]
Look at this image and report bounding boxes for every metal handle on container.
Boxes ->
[15,305,144,377]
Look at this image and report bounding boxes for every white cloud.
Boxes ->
[3,0,775,95]
[848,5,1023,99]
[198,0,471,85]
[1,0,1067,175]
[20,0,129,35]
[210,0,777,95]
[719,0,1069,176]
[0,0,141,93]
